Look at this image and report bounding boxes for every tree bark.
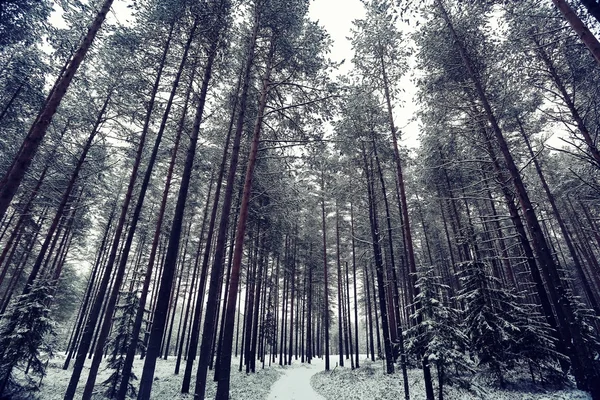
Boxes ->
[552,0,600,66]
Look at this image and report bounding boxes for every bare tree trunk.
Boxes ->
[214,35,275,400]
[350,204,360,369]
[364,262,375,362]
[335,204,345,367]
[321,170,330,371]
[361,145,394,374]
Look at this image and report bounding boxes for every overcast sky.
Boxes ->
[309,0,365,66]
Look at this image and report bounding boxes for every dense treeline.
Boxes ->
[0,0,599,399]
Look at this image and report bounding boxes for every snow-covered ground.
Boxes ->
[267,359,325,400]
[311,358,592,400]
[37,354,281,399]
[33,354,592,399]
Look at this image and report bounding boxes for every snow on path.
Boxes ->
[267,359,326,400]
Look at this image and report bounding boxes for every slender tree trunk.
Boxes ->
[361,145,394,374]
[163,221,192,359]
[288,235,296,366]
[350,204,360,369]
[0,0,114,220]
[173,162,212,376]
[250,229,266,372]
[552,0,600,66]
[320,170,330,371]
[63,20,174,399]
[334,204,345,367]
[345,262,354,369]
[214,35,275,400]
[364,262,375,362]
[379,52,418,307]
[306,246,313,364]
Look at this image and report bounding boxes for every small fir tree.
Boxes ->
[102,285,143,398]
[406,265,472,398]
[456,260,561,386]
[0,279,56,396]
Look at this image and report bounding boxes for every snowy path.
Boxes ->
[267,359,326,400]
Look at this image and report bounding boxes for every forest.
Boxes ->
[0,0,600,399]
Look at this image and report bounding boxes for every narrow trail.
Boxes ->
[267,358,326,400]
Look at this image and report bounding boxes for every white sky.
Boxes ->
[309,0,365,67]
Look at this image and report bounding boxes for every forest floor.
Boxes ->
[28,354,592,399]
[311,358,592,400]
[34,354,281,399]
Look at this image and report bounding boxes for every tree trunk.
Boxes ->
[321,170,330,371]
[552,0,600,66]
[0,0,114,220]
[335,204,344,367]
[137,11,223,398]
[350,204,359,369]
[214,35,275,400]
[361,145,394,374]
[63,19,174,400]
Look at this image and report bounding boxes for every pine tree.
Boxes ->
[102,282,143,398]
[406,265,471,399]
[456,260,561,386]
[0,278,56,396]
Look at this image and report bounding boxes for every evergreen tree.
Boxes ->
[406,265,471,398]
[0,278,56,396]
[102,280,144,398]
[456,260,561,385]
